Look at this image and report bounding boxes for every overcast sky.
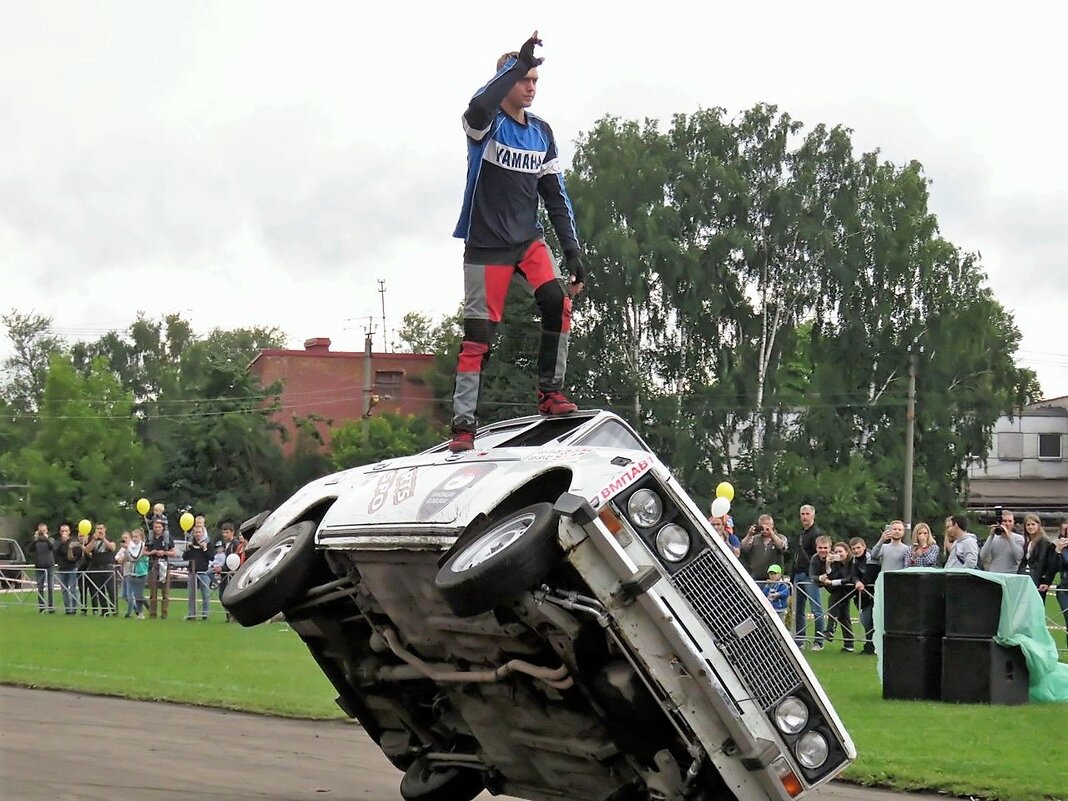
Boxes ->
[2,1,1065,399]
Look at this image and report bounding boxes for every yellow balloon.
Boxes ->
[179,512,195,532]
[136,497,150,516]
[715,481,735,502]
[77,519,92,536]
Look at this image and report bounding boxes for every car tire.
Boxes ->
[399,758,484,801]
[221,520,318,626]
[434,502,561,617]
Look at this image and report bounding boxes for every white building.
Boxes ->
[967,395,1068,515]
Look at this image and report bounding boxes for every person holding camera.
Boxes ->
[905,522,940,568]
[27,523,55,613]
[53,523,80,615]
[741,514,788,580]
[817,541,855,652]
[871,520,909,572]
[84,523,117,615]
[980,507,1024,573]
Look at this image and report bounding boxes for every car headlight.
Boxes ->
[795,731,828,769]
[655,524,690,562]
[626,489,663,528]
[773,696,809,735]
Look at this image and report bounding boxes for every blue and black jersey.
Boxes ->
[454,58,580,261]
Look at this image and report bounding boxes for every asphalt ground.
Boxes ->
[0,686,947,801]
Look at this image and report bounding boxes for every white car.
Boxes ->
[223,410,855,801]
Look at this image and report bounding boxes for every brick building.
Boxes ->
[249,337,441,454]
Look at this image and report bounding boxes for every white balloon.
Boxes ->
[225,553,241,571]
[710,496,731,518]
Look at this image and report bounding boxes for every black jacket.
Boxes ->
[53,538,79,571]
[27,536,55,568]
[1019,537,1059,588]
[793,525,822,577]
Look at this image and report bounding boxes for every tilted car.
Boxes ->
[223,410,855,801]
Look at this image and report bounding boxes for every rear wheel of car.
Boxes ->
[399,757,484,801]
[221,520,317,626]
[434,502,561,617]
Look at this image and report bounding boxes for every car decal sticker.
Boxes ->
[522,447,593,462]
[368,471,396,514]
[597,458,653,501]
[392,468,418,506]
[417,463,498,520]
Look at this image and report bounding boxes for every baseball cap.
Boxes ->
[214,540,223,548]
[767,564,782,575]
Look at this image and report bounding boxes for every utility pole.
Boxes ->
[903,347,917,534]
[362,320,374,445]
[378,279,388,353]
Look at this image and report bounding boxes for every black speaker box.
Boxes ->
[940,638,1029,705]
[944,573,1002,639]
[882,634,942,701]
[883,571,946,635]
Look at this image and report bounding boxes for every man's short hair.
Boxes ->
[496,51,519,70]
[800,504,815,515]
[950,514,969,531]
[815,535,832,546]
[221,521,235,533]
[848,536,866,548]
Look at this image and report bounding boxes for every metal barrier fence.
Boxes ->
[0,564,229,620]
[756,577,1068,655]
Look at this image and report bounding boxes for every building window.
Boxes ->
[1038,433,1062,460]
[374,370,403,399]
[996,432,1023,461]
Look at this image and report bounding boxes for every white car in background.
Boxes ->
[224,410,855,801]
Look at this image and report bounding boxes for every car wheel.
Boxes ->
[399,758,484,801]
[221,520,317,626]
[434,502,561,617]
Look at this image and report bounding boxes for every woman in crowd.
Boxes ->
[817,541,855,652]
[1054,519,1068,649]
[1018,513,1058,600]
[906,522,940,568]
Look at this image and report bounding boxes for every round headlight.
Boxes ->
[773,696,809,735]
[795,731,829,769]
[655,524,690,562]
[626,489,663,528]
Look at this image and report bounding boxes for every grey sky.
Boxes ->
[2,1,1065,397]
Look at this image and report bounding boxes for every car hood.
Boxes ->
[248,445,658,550]
[319,446,656,532]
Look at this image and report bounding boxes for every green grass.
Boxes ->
[2,597,1066,800]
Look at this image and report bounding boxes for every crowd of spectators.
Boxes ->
[707,502,1068,652]
[21,503,247,622]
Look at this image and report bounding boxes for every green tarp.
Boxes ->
[874,568,1068,703]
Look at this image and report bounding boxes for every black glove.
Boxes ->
[565,252,586,285]
[517,33,544,70]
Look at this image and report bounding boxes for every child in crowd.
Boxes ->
[210,541,226,589]
[761,564,791,622]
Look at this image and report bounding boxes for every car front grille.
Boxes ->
[671,550,801,710]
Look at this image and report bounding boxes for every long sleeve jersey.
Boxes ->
[454,57,580,260]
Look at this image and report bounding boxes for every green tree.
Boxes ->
[331,412,445,469]
[1,310,65,414]
[1,354,145,533]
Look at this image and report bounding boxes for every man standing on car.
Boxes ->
[146,518,175,619]
[27,523,55,613]
[448,31,586,453]
[791,505,827,649]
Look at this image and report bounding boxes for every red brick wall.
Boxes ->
[249,345,440,454]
